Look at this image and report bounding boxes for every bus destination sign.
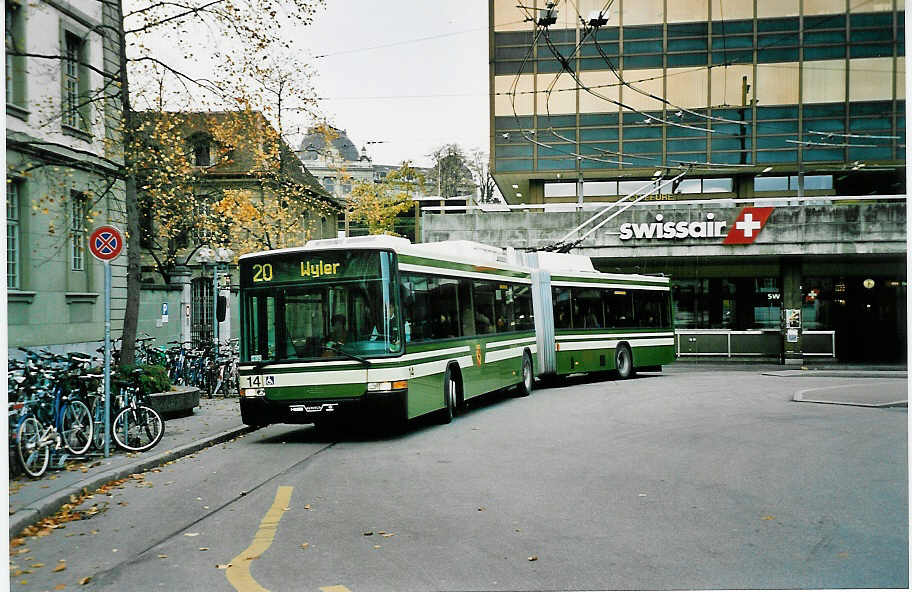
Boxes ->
[241,251,384,285]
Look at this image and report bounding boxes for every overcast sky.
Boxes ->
[296,1,491,168]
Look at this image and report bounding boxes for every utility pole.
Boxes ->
[740,75,750,165]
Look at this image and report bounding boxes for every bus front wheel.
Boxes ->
[440,368,458,424]
[615,344,635,380]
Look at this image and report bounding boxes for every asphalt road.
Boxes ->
[9,367,908,591]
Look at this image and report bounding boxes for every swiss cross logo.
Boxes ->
[723,207,775,245]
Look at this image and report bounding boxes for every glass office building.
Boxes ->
[486,0,906,362]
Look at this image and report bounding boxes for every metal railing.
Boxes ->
[419,194,906,214]
[675,329,836,358]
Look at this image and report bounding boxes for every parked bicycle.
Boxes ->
[109,366,164,452]
[11,350,95,478]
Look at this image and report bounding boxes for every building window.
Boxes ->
[193,141,211,166]
[70,192,86,271]
[754,176,789,191]
[5,0,25,108]
[62,31,87,131]
[7,180,21,288]
[193,197,211,241]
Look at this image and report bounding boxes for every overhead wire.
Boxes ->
[500,0,901,173]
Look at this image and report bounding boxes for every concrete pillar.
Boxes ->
[780,258,803,365]
[170,265,192,345]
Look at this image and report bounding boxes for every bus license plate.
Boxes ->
[290,403,339,413]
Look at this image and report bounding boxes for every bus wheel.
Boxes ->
[516,352,533,397]
[615,344,635,380]
[440,368,458,424]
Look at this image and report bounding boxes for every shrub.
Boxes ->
[116,364,171,396]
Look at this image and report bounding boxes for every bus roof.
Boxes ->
[237,235,668,284]
[239,235,532,275]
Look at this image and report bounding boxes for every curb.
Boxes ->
[763,370,908,379]
[9,424,256,539]
[792,385,908,409]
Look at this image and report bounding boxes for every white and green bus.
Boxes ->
[237,236,673,428]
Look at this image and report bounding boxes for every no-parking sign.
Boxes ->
[88,226,124,262]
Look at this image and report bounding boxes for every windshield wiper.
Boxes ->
[323,345,371,366]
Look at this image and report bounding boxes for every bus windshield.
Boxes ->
[241,250,401,362]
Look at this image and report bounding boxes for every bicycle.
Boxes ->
[110,367,165,452]
[12,354,94,477]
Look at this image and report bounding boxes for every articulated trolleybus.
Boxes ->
[237,236,674,428]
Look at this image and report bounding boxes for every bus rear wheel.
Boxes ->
[516,352,533,397]
[615,344,635,379]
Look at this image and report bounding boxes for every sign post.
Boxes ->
[88,225,124,457]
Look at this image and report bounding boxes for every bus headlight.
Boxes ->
[367,380,408,392]
[242,388,266,397]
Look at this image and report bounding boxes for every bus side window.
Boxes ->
[402,274,431,342]
[473,280,496,334]
[458,279,475,336]
[553,287,572,329]
[514,284,534,331]
[604,290,633,327]
[431,278,459,339]
[495,285,515,332]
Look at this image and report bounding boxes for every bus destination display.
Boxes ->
[240,251,384,285]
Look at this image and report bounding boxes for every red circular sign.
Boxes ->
[88,226,124,262]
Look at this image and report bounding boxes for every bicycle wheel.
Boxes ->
[61,400,94,455]
[92,418,107,450]
[112,405,164,452]
[17,417,49,478]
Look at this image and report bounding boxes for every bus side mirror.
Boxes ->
[216,295,228,323]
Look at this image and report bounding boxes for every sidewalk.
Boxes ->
[9,397,253,539]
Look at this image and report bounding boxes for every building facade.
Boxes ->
[472,0,907,363]
[297,125,440,239]
[6,0,126,355]
[135,111,341,347]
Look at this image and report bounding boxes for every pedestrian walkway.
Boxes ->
[9,398,251,538]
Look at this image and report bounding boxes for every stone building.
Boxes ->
[134,111,341,346]
[6,0,126,356]
[297,125,437,239]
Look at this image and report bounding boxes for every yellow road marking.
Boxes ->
[320,587,353,592]
[226,486,294,592]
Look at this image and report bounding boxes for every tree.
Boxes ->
[467,149,499,204]
[135,109,336,284]
[426,144,476,199]
[348,162,426,237]
[7,0,327,364]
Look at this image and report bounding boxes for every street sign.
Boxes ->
[88,225,124,262]
[88,224,124,458]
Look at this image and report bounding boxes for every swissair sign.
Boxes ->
[616,207,775,245]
